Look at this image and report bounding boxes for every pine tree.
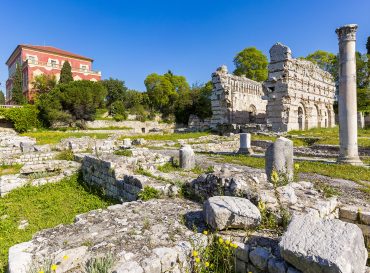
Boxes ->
[59,61,73,84]
[0,90,5,105]
[12,64,26,105]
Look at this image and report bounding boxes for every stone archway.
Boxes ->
[248,104,257,123]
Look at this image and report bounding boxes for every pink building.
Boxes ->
[5,45,101,103]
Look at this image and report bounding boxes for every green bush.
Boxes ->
[55,150,74,161]
[2,105,40,132]
[138,186,161,201]
[114,149,133,156]
[113,113,127,121]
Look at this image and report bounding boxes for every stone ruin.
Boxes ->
[205,43,336,132]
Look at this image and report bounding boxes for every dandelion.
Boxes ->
[271,170,279,183]
[192,250,198,257]
[205,261,210,267]
[51,264,57,271]
[195,257,200,263]
[294,163,300,170]
[225,239,230,245]
[218,238,224,244]
[63,255,69,260]
[202,230,208,235]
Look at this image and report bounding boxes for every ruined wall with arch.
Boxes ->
[210,65,267,128]
[264,43,336,132]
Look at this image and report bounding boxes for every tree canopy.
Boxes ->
[305,50,338,80]
[233,47,268,82]
[37,80,107,127]
[102,78,128,107]
[32,74,57,95]
[12,65,26,105]
[0,91,5,105]
[59,61,73,84]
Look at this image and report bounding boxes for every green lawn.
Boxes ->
[119,131,211,142]
[288,126,370,147]
[0,174,116,272]
[21,131,111,145]
[210,154,370,196]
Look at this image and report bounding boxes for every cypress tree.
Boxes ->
[366,36,370,55]
[0,90,5,105]
[12,64,26,105]
[59,61,73,84]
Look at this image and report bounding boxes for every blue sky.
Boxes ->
[1,0,369,91]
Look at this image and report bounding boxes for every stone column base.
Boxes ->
[238,148,254,155]
[337,155,363,166]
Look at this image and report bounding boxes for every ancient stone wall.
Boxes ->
[265,43,336,132]
[210,65,267,128]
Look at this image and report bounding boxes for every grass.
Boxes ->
[55,150,74,161]
[137,186,161,201]
[0,164,23,176]
[21,130,111,145]
[209,153,370,196]
[157,162,180,173]
[87,126,132,130]
[119,132,210,142]
[0,174,115,272]
[114,149,133,157]
[288,126,370,147]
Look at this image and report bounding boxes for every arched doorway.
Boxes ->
[248,105,257,123]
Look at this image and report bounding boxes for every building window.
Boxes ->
[80,65,88,71]
[50,60,57,68]
[27,55,36,64]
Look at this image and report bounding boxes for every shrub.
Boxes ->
[85,254,114,273]
[2,105,40,132]
[114,149,133,157]
[113,113,127,121]
[55,150,74,161]
[109,100,126,116]
[138,186,161,201]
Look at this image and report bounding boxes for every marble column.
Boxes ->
[238,133,253,154]
[336,24,363,165]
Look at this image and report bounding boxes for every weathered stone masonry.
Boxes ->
[209,43,336,132]
[210,65,267,128]
[265,43,336,132]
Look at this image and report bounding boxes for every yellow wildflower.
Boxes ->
[294,163,300,170]
[195,257,200,263]
[232,242,238,248]
[63,255,69,260]
[205,261,210,267]
[271,170,279,183]
[39,271,44,273]
[192,250,198,257]
[225,239,230,245]
[202,230,208,235]
[225,246,229,250]
[218,238,224,244]
[51,264,57,271]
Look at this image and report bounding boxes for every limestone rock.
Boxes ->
[279,214,368,273]
[203,196,261,230]
[249,247,270,270]
[179,144,195,170]
[265,137,294,183]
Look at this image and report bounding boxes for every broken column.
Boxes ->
[179,144,195,170]
[336,24,363,165]
[265,137,294,183]
[238,133,253,154]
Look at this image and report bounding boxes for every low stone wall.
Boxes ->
[86,120,175,134]
[81,152,176,201]
[2,152,57,165]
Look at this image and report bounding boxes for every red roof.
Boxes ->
[6,44,93,64]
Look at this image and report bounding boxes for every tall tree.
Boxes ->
[356,52,368,89]
[32,74,57,95]
[366,36,370,55]
[59,61,73,84]
[12,65,26,105]
[101,78,128,107]
[233,47,268,82]
[305,50,338,80]
[0,90,5,104]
